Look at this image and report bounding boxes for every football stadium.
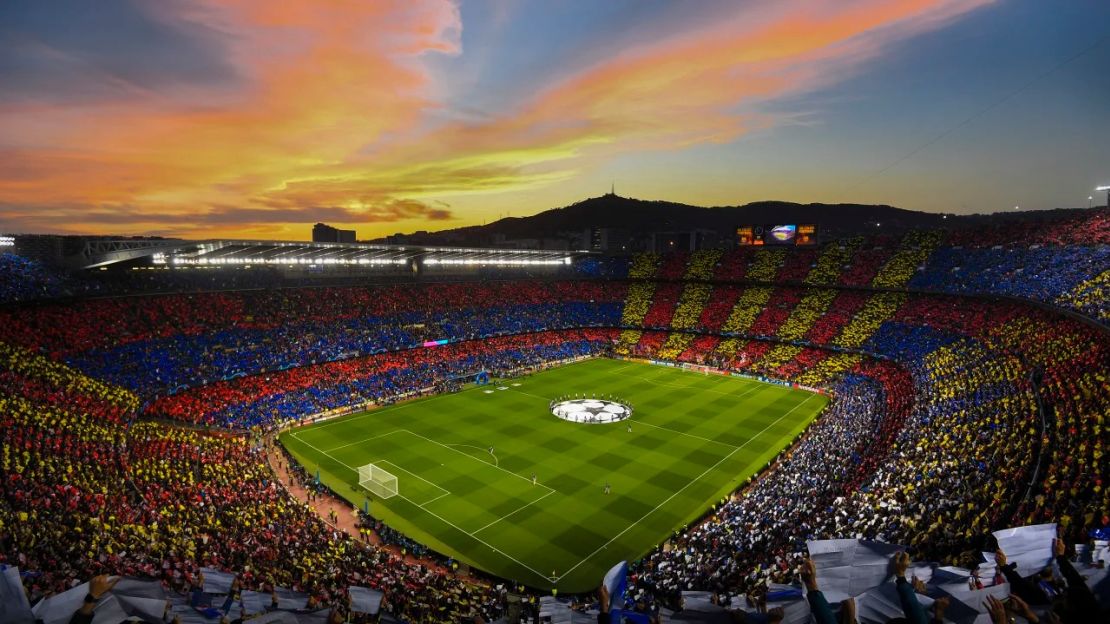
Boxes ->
[2,2,1109,624]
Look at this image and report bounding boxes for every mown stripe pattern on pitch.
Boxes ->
[280,358,826,593]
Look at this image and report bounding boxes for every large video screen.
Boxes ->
[795,224,817,245]
[767,224,796,244]
[735,226,757,246]
[736,224,817,246]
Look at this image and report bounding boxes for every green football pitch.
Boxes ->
[279,358,827,592]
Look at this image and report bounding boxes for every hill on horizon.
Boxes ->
[369,194,1094,246]
[370,195,937,244]
[372,194,999,245]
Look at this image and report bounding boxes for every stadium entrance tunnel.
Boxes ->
[550,398,632,424]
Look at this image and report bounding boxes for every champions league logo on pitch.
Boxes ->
[550,397,633,424]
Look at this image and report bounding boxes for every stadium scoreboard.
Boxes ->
[736,224,817,246]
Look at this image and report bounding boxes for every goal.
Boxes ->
[358,463,398,499]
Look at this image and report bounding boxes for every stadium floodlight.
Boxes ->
[358,463,398,499]
[1097,186,1110,208]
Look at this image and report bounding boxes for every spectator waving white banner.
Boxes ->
[992,523,1057,576]
[806,539,906,602]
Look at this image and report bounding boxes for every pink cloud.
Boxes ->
[0,0,993,237]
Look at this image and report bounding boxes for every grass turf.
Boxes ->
[279,357,827,593]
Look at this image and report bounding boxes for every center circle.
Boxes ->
[550,398,633,424]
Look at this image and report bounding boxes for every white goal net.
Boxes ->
[358,463,398,499]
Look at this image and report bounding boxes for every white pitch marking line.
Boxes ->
[472,489,557,536]
[504,387,550,401]
[420,491,451,506]
[597,360,769,397]
[296,433,550,583]
[394,492,554,585]
[446,443,500,467]
[401,429,556,494]
[627,419,740,449]
[306,388,468,431]
[321,429,405,452]
[295,433,451,503]
[368,458,450,498]
[291,430,339,459]
[554,393,817,583]
[627,376,769,397]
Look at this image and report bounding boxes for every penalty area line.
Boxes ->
[304,391,459,431]
[402,429,555,495]
[322,429,405,453]
[292,434,552,585]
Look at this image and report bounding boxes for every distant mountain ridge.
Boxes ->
[371,195,947,245]
[370,194,1100,247]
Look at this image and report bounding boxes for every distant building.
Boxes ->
[312,223,356,243]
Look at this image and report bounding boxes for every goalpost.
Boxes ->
[358,463,399,499]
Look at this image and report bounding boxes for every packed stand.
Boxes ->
[148,329,617,428]
[0,343,513,623]
[615,286,1109,619]
[0,280,625,399]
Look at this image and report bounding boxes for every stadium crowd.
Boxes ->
[0,281,624,398]
[1,209,1108,623]
[0,343,513,623]
[147,329,616,428]
[619,296,1108,621]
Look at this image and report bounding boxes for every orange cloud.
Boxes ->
[0,0,992,238]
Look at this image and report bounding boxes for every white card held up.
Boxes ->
[806,539,905,602]
[992,523,1056,577]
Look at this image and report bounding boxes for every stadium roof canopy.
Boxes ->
[69,238,585,270]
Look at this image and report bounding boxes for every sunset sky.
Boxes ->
[1,0,1107,240]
